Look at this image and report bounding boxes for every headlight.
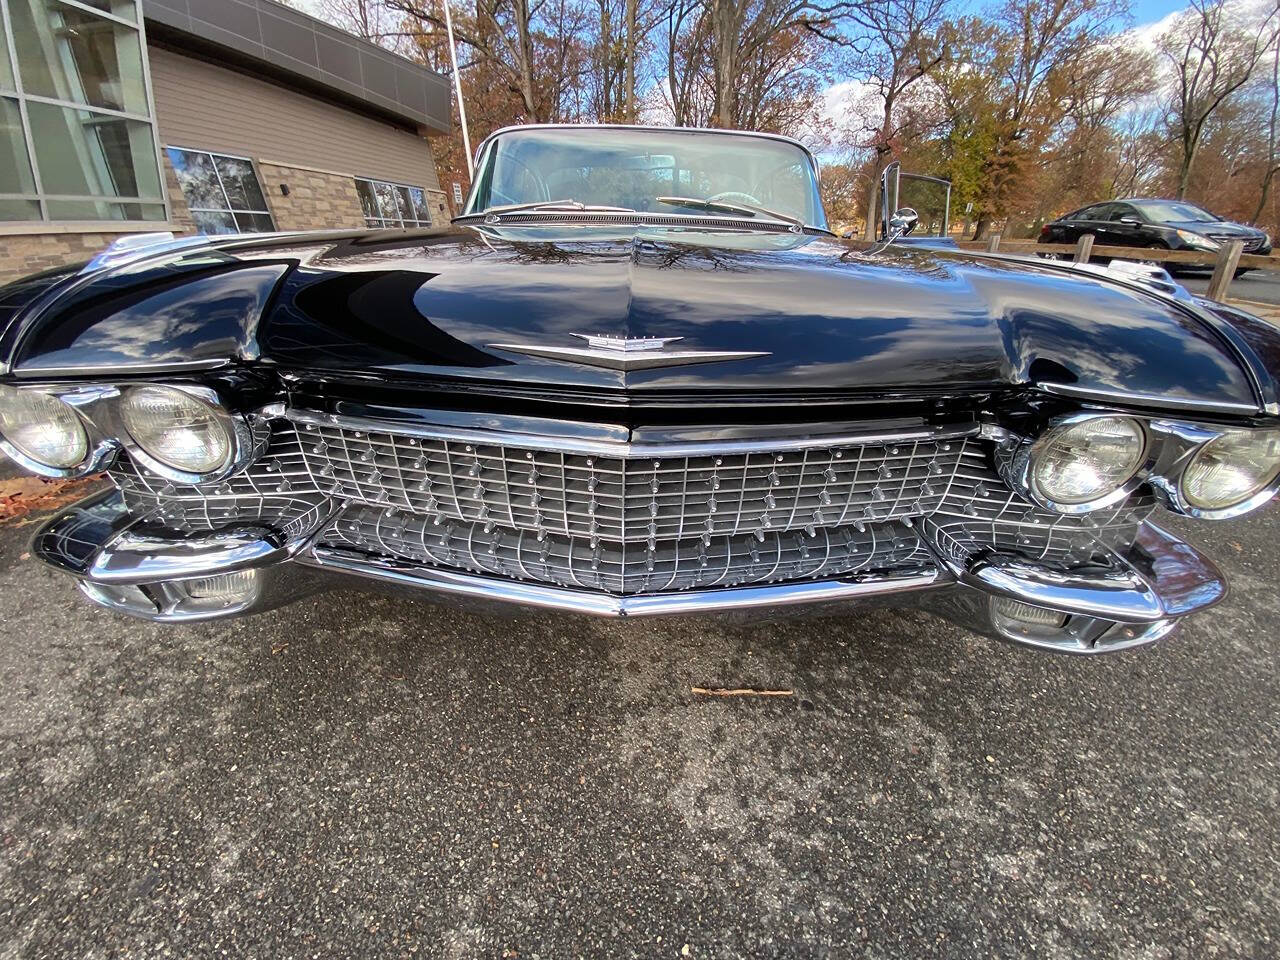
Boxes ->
[1181,429,1280,511]
[1030,416,1147,506]
[119,386,232,475]
[1175,229,1219,250]
[0,385,89,469]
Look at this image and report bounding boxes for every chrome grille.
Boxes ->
[1207,234,1264,252]
[103,413,1157,597]
[323,505,932,595]
[292,419,971,544]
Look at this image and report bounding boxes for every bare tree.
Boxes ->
[1160,0,1279,198]
[1252,34,1280,223]
[663,0,864,131]
[843,0,949,239]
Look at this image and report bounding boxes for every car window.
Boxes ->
[1131,200,1217,223]
[1106,205,1139,222]
[1074,204,1109,220]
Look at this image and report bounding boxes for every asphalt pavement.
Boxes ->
[1180,269,1280,306]
[1,475,1278,958]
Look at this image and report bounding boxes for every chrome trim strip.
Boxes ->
[87,526,289,584]
[303,547,944,617]
[1038,382,1260,415]
[960,556,1164,623]
[284,408,978,457]
[936,522,1226,624]
[486,341,770,371]
[13,358,232,378]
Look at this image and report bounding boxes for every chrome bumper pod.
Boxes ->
[33,491,1226,653]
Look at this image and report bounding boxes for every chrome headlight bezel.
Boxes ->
[1001,412,1152,514]
[0,384,119,478]
[114,383,254,485]
[1146,421,1280,519]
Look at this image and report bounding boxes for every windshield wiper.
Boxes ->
[478,198,636,218]
[656,196,806,231]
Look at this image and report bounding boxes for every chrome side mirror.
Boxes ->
[889,207,919,237]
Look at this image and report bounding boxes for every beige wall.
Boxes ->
[148,46,441,192]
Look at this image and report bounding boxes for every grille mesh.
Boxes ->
[292,420,969,544]
[103,415,1157,596]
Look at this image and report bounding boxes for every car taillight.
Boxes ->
[1040,224,1050,236]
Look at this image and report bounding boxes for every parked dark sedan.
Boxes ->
[3,125,1280,655]
[1040,198,1272,264]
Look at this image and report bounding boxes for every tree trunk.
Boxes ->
[1254,166,1278,225]
[711,0,737,128]
[624,0,637,122]
[972,217,990,241]
[513,0,539,122]
[1176,136,1196,199]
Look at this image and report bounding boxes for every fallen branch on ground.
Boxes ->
[691,686,793,697]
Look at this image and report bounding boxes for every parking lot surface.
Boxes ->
[1182,269,1280,306]
[1,475,1278,958]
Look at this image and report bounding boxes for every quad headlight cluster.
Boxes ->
[0,383,240,482]
[1008,412,1280,518]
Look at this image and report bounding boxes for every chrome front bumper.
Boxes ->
[32,491,1226,654]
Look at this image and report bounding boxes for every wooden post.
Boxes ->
[985,233,1001,253]
[1205,240,1245,302]
[1074,234,1095,264]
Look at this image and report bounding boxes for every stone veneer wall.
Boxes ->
[255,162,366,232]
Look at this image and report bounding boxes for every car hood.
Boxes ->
[1164,219,1264,238]
[4,225,1273,411]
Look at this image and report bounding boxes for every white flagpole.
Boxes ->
[441,0,473,179]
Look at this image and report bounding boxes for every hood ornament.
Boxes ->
[488,333,769,371]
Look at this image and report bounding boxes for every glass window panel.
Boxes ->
[1,97,38,194]
[13,0,148,114]
[0,198,42,220]
[190,209,236,234]
[214,155,268,211]
[355,180,378,220]
[359,178,431,227]
[27,101,161,200]
[409,186,430,223]
[0,15,14,92]
[167,148,225,210]
[45,197,162,219]
[233,211,274,233]
[373,180,402,223]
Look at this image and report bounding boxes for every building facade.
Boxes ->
[0,0,452,281]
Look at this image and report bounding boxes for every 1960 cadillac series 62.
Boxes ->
[2,125,1278,653]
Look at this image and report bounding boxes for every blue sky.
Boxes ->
[1130,0,1193,25]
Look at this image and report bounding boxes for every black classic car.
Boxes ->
[1039,198,1273,265]
[3,125,1279,654]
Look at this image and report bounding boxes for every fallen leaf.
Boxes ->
[0,474,106,525]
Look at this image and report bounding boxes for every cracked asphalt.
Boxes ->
[1,469,1278,959]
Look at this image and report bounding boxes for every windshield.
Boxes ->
[465,127,826,228]
[1132,200,1218,223]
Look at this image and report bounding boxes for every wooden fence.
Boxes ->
[953,235,1275,303]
